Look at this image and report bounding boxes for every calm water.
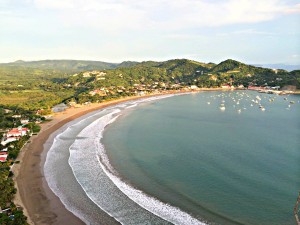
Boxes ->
[103,91,300,225]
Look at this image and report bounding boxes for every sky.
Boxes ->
[1,0,300,64]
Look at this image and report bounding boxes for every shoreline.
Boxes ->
[11,88,299,224]
[12,92,185,225]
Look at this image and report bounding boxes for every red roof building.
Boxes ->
[0,152,8,162]
[6,128,29,137]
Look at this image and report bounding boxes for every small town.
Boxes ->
[0,109,42,224]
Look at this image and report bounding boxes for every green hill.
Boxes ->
[0,58,299,110]
[2,59,118,72]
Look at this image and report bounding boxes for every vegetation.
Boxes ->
[0,135,30,224]
[0,167,28,225]
[0,58,298,110]
[0,107,43,129]
[0,106,41,225]
[0,58,298,224]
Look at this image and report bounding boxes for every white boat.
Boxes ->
[220,104,225,110]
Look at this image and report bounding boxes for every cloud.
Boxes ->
[34,0,75,9]
[2,0,299,34]
[31,0,300,30]
[217,29,278,37]
[1,0,299,64]
[284,3,300,14]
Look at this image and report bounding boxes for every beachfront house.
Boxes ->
[0,148,8,152]
[190,85,199,90]
[1,137,19,146]
[20,119,30,125]
[6,127,29,137]
[0,152,8,162]
[1,127,30,146]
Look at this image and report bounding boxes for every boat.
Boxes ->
[220,103,225,111]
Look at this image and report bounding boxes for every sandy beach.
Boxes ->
[11,88,219,225]
[12,94,169,225]
[10,88,234,225]
[11,88,298,225]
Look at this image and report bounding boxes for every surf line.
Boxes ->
[64,94,206,224]
[93,101,208,224]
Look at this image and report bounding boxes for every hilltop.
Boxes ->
[1,59,140,72]
[0,58,299,110]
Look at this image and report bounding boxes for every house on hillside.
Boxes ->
[222,84,234,89]
[89,89,107,96]
[1,137,19,146]
[20,119,29,125]
[0,152,8,162]
[6,128,29,137]
[190,85,199,90]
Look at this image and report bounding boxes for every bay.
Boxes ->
[103,91,300,225]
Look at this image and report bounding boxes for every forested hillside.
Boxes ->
[0,59,299,110]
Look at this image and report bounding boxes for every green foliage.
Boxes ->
[0,58,298,225]
[7,136,29,160]
[24,123,40,133]
[0,59,299,110]
[1,60,118,72]
[212,59,244,72]
[0,133,30,225]
[0,106,41,129]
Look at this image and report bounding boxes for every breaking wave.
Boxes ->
[46,94,206,224]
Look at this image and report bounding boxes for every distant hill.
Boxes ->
[1,59,141,72]
[63,58,299,91]
[116,61,139,68]
[253,64,300,72]
[1,58,299,90]
[1,60,119,72]
[0,58,299,110]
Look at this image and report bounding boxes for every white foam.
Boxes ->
[46,94,207,224]
[68,96,207,225]
[126,103,138,108]
[95,120,206,225]
[44,107,122,224]
[68,110,170,224]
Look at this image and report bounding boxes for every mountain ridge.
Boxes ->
[3,58,299,73]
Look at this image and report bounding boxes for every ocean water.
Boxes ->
[44,91,300,225]
[103,91,300,225]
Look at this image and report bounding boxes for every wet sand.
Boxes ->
[12,95,165,225]
[12,89,206,225]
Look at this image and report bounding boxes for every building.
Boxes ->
[20,119,29,125]
[89,89,107,96]
[1,137,19,146]
[190,85,199,90]
[6,128,29,137]
[0,152,8,162]
[222,84,234,89]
